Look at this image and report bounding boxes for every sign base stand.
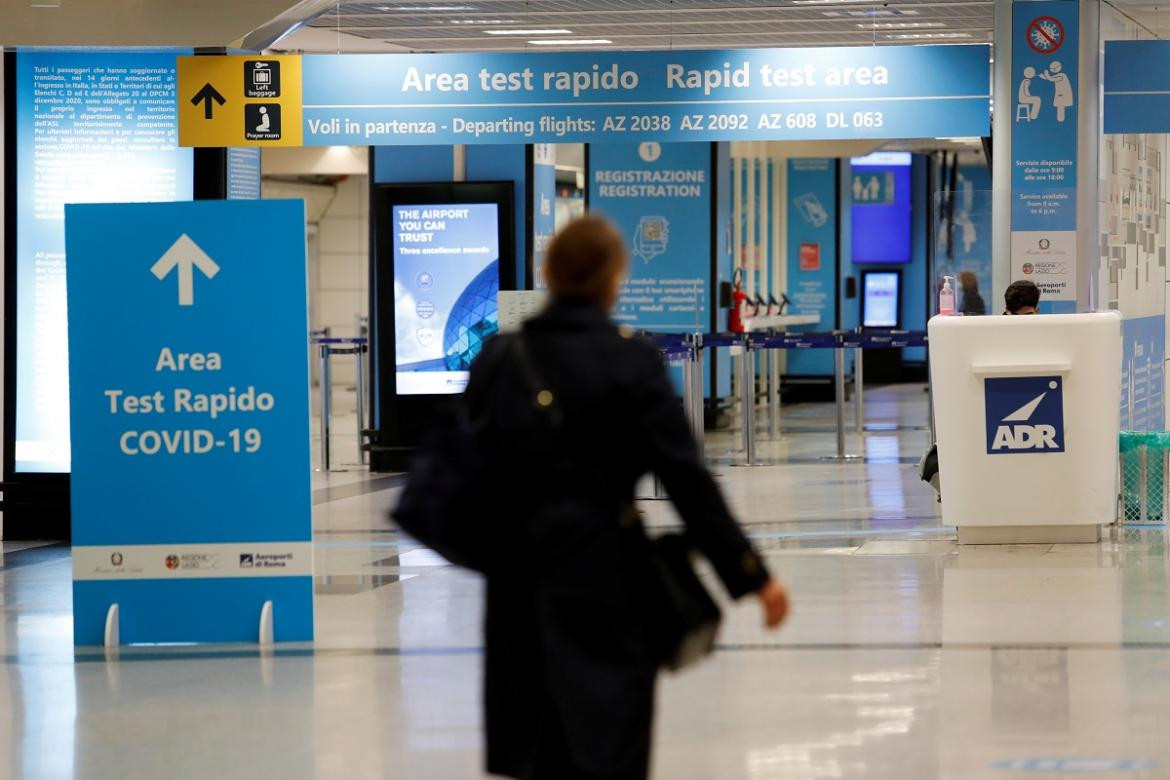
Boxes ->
[259,600,274,645]
[104,604,120,648]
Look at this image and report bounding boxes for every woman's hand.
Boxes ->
[757,579,789,629]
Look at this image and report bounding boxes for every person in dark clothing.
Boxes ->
[464,215,789,780]
[1004,279,1041,314]
[958,271,986,316]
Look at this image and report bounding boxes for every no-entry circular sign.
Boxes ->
[1026,16,1066,54]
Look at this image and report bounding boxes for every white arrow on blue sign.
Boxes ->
[150,233,221,306]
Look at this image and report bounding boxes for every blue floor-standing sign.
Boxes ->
[65,200,313,645]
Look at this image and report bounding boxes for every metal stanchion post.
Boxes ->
[683,336,702,451]
[835,347,846,458]
[354,345,367,466]
[768,342,780,439]
[682,351,695,433]
[854,346,865,436]
[822,343,861,462]
[317,344,332,472]
[738,337,757,466]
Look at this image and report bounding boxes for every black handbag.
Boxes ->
[641,529,722,671]
[392,403,495,572]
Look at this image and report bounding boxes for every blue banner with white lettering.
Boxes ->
[1010,1,1079,308]
[15,51,193,475]
[65,199,312,645]
[588,142,710,332]
[786,158,836,375]
[532,144,556,288]
[1104,40,1170,133]
[300,45,990,146]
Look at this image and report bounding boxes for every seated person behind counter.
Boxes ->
[920,278,1045,501]
[1004,279,1040,315]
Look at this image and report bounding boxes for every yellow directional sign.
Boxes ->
[177,55,303,147]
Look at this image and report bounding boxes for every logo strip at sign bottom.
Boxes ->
[74,543,313,581]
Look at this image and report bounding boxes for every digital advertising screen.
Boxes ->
[13,50,193,473]
[392,203,500,395]
[862,271,901,329]
[850,151,912,265]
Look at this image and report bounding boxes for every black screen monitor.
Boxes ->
[861,270,901,329]
[370,181,516,470]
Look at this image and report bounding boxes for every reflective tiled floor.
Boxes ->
[4,385,1170,779]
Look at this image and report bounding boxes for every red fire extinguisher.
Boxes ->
[728,268,748,333]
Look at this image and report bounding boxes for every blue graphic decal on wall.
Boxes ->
[1122,315,1166,431]
[786,158,837,375]
[532,144,557,288]
[300,45,991,146]
[589,142,711,332]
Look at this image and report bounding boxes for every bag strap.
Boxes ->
[508,332,565,431]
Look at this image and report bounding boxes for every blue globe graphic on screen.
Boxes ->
[443,261,499,370]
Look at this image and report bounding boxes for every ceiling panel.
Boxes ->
[286,0,994,52]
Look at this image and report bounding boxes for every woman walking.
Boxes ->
[460,215,789,779]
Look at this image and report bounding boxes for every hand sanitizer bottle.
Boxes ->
[939,276,956,316]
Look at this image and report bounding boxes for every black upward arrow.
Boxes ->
[191,83,226,120]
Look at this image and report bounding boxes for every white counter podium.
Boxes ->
[928,312,1121,544]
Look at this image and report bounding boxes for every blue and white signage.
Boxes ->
[1010,1,1079,308]
[1104,40,1170,133]
[786,158,837,375]
[300,45,990,146]
[532,144,556,289]
[589,142,711,332]
[65,200,312,645]
[984,376,1066,455]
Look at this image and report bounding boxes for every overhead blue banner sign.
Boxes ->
[589,142,711,332]
[1104,40,1170,133]
[300,45,990,146]
[65,199,312,645]
[1010,1,1079,309]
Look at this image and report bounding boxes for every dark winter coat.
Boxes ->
[464,299,770,779]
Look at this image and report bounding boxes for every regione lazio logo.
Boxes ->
[984,376,1065,454]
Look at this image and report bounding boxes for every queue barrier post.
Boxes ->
[768,338,781,440]
[738,335,757,466]
[312,337,371,472]
[354,343,368,465]
[854,345,865,436]
[687,332,705,453]
[822,333,861,462]
[317,342,332,472]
